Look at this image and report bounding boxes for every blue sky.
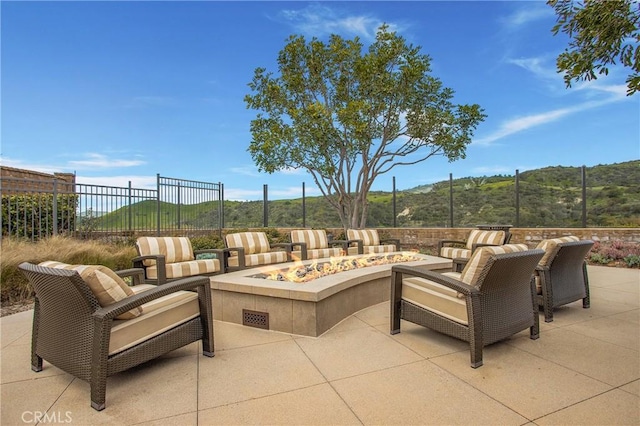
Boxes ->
[2,1,638,201]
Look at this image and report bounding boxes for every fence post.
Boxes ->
[156,174,161,236]
[515,169,520,227]
[53,179,58,236]
[177,181,181,230]
[581,165,587,227]
[219,182,225,235]
[302,182,306,228]
[128,181,133,231]
[449,173,454,228]
[263,184,268,228]
[392,176,397,228]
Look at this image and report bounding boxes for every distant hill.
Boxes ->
[96,160,640,229]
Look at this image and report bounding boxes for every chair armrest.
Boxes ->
[194,248,226,272]
[194,248,225,259]
[132,254,167,284]
[391,264,477,296]
[380,238,401,250]
[348,239,364,255]
[92,275,211,322]
[115,268,145,286]
[272,242,293,253]
[329,239,350,251]
[271,243,294,261]
[290,242,307,260]
[471,242,499,252]
[437,239,466,251]
[225,246,246,270]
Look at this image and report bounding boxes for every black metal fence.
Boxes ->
[2,164,637,241]
[1,174,223,241]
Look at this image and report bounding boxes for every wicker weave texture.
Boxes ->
[19,263,215,411]
[391,249,544,368]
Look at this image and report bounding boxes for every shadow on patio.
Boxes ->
[1,265,638,425]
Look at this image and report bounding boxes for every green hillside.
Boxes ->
[94,160,640,229]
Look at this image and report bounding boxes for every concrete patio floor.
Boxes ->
[1,265,638,425]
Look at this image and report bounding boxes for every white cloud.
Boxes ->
[278,4,401,40]
[508,56,559,82]
[69,153,145,169]
[230,165,261,177]
[478,56,631,146]
[1,153,146,176]
[501,4,553,29]
[75,175,158,190]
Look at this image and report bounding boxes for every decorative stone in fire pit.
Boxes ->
[209,252,451,337]
[254,253,423,282]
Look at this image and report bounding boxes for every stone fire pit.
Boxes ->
[209,252,452,337]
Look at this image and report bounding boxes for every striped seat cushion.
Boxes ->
[363,244,396,254]
[225,232,272,254]
[136,237,195,266]
[293,247,343,260]
[439,247,472,260]
[347,229,380,246]
[465,229,506,249]
[290,230,330,250]
[144,259,220,279]
[535,236,581,268]
[347,229,396,254]
[38,261,142,319]
[228,251,288,268]
[459,244,530,288]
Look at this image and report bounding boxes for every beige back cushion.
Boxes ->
[225,232,271,255]
[459,244,529,288]
[535,236,580,267]
[38,261,141,319]
[136,237,194,266]
[465,229,506,249]
[347,229,380,246]
[291,230,329,250]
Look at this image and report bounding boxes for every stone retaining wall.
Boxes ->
[284,227,640,252]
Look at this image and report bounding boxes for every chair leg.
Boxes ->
[31,353,43,372]
[467,294,484,368]
[31,301,43,372]
[470,345,483,368]
[90,381,107,411]
[582,262,590,309]
[390,272,402,334]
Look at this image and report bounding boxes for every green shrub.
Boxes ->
[623,254,640,268]
[190,234,224,250]
[589,253,612,265]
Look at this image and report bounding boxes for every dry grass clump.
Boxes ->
[1,236,137,304]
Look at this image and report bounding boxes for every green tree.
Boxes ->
[244,25,486,230]
[549,0,640,95]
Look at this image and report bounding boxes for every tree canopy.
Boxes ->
[549,0,640,96]
[244,25,486,229]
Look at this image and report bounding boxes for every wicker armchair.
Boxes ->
[290,229,351,260]
[437,229,507,271]
[133,236,225,284]
[534,237,594,322]
[346,229,400,255]
[224,231,293,270]
[19,262,214,411]
[391,244,544,368]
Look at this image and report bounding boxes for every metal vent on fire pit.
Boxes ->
[242,309,269,330]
